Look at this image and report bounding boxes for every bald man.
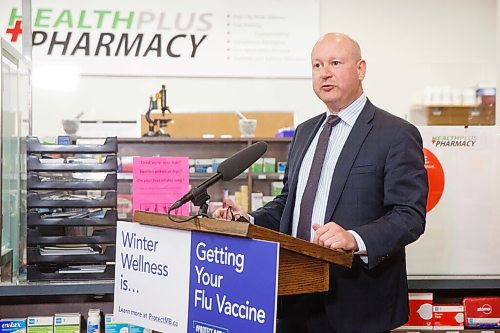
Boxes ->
[215,33,428,332]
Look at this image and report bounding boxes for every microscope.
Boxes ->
[143,85,173,137]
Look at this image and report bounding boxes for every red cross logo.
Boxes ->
[6,20,22,42]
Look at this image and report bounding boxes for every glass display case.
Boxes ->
[0,37,31,283]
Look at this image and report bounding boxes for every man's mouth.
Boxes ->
[321,84,336,91]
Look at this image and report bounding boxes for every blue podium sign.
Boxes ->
[188,232,279,333]
[114,221,279,333]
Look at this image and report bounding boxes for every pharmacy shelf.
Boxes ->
[0,281,114,296]
[0,278,499,297]
[408,276,500,290]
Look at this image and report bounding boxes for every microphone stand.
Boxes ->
[189,185,211,216]
[167,173,223,222]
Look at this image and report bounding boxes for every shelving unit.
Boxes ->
[26,137,118,281]
[411,104,496,126]
[116,137,291,219]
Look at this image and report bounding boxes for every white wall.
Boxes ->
[32,0,496,136]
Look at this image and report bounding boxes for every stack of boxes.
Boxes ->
[234,185,249,212]
[395,293,500,331]
[0,314,153,333]
[250,157,286,210]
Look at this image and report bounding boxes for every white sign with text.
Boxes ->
[0,0,319,77]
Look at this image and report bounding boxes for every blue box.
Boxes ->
[57,136,71,145]
[0,319,26,333]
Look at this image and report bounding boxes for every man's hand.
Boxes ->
[312,222,358,251]
[213,197,249,221]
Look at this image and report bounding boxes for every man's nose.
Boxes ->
[320,65,333,78]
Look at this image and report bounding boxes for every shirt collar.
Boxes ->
[324,93,367,127]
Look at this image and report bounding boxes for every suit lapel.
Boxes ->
[324,101,375,222]
[288,114,325,189]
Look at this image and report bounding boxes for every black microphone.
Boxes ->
[169,141,268,211]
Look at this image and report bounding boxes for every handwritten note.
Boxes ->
[132,157,189,216]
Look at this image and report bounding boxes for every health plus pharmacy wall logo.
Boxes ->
[5,19,22,42]
[3,6,211,58]
[431,135,477,148]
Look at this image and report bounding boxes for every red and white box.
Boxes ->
[396,292,433,330]
[463,297,500,328]
[433,304,464,330]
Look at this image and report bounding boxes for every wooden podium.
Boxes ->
[133,211,353,296]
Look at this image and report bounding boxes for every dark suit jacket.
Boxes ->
[251,99,428,332]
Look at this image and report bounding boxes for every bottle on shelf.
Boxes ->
[87,308,101,333]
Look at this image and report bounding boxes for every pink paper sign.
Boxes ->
[132,157,189,216]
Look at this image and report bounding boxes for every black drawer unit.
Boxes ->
[26,137,118,281]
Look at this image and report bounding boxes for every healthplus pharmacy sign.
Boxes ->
[0,0,319,77]
[114,221,279,333]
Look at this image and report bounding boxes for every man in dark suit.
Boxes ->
[215,32,428,333]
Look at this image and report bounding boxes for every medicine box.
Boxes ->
[54,314,80,333]
[0,319,26,333]
[433,304,464,330]
[263,157,276,173]
[27,317,53,333]
[251,158,264,173]
[271,182,284,196]
[277,161,287,173]
[463,297,500,328]
[104,314,128,333]
[251,192,264,210]
[128,325,151,333]
[211,158,225,172]
[194,159,213,173]
[396,293,433,330]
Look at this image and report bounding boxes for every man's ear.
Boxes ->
[357,59,366,80]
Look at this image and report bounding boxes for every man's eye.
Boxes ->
[313,63,321,69]
[332,61,340,66]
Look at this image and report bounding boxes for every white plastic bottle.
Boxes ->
[87,308,101,333]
